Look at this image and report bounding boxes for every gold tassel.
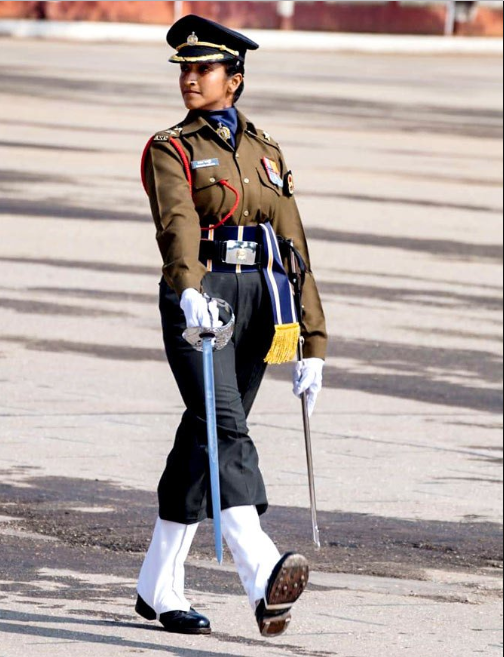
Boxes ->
[264,323,301,365]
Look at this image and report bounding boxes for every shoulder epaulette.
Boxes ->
[153,126,183,142]
[247,128,281,150]
[261,130,281,148]
[141,127,183,194]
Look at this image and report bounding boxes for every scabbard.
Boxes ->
[287,236,321,550]
[298,341,322,550]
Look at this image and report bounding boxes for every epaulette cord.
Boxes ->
[141,134,241,231]
[141,130,191,196]
[141,135,156,195]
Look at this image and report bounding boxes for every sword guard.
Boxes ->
[182,297,235,352]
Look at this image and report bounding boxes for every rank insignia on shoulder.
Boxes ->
[262,157,284,188]
[284,171,295,196]
[263,132,271,142]
[154,127,183,142]
[154,131,176,141]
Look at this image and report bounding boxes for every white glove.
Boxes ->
[293,358,324,417]
[180,289,221,329]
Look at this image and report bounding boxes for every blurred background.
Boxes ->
[0,0,502,36]
[0,2,502,655]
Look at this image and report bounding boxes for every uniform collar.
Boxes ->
[181,108,253,144]
[203,107,239,149]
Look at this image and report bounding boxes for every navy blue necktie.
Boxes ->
[205,108,239,149]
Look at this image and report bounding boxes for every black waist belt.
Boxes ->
[200,222,302,365]
[199,226,263,273]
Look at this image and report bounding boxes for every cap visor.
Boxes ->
[169,45,237,64]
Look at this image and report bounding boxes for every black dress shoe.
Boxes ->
[136,595,157,621]
[136,595,211,635]
[159,609,212,635]
[256,553,310,638]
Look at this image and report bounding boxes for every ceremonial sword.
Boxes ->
[287,241,322,549]
[183,298,235,565]
[297,336,321,549]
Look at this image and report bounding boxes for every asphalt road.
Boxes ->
[0,38,502,656]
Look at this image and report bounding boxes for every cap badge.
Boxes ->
[188,32,199,45]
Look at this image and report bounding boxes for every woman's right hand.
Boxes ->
[180,289,221,329]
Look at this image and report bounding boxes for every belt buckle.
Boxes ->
[224,241,258,266]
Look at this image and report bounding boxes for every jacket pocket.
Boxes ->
[257,165,282,197]
[193,166,231,192]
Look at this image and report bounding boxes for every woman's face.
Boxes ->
[179,62,242,111]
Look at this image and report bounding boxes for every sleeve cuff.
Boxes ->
[165,270,204,299]
[302,335,327,361]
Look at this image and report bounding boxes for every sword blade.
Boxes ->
[202,337,224,564]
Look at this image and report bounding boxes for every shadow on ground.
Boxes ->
[1,68,502,139]
[307,228,504,264]
[1,325,503,411]
[268,334,504,414]
[0,476,501,588]
[0,609,333,657]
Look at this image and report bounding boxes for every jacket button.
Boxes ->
[244,210,250,217]
[244,178,250,184]
[209,177,216,183]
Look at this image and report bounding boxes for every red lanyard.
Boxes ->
[142,136,241,232]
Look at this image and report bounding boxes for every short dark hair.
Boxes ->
[225,59,245,104]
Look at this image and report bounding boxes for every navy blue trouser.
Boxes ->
[158,272,274,525]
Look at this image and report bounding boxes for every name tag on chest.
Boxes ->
[191,158,220,170]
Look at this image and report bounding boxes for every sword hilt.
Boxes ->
[182,297,235,352]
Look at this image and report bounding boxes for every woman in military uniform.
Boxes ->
[136,15,327,638]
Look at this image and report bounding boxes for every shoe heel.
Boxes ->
[136,596,157,622]
[259,611,292,638]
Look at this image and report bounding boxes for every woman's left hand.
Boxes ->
[292,358,324,417]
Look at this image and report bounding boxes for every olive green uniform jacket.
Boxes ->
[143,109,328,361]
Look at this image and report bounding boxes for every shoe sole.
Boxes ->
[259,554,310,638]
[162,626,212,636]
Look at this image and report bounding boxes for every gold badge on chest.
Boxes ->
[217,123,232,142]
